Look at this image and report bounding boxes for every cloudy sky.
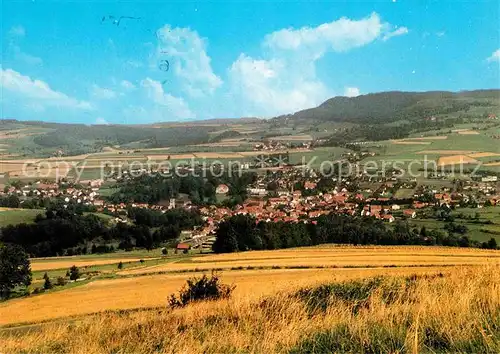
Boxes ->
[1,0,499,124]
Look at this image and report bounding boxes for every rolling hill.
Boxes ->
[276,89,500,123]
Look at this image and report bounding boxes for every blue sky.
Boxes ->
[1,0,499,124]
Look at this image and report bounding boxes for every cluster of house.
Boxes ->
[3,181,101,207]
[253,141,311,151]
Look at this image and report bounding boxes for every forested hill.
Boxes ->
[276,89,500,124]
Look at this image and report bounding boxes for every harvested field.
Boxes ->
[147,154,195,160]
[192,152,244,159]
[120,246,500,276]
[458,130,480,135]
[469,152,500,158]
[438,155,480,166]
[45,154,89,161]
[30,257,159,271]
[484,161,500,166]
[0,163,27,173]
[239,149,311,156]
[403,136,448,140]
[191,142,244,147]
[267,135,313,141]
[0,267,453,326]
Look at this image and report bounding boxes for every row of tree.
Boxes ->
[212,214,498,253]
[0,205,204,257]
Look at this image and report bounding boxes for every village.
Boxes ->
[2,161,499,250]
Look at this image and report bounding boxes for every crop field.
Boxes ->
[119,247,500,276]
[30,257,161,272]
[1,246,498,329]
[437,155,479,166]
[0,266,460,327]
[1,266,499,354]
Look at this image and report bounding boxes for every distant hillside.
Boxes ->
[278,90,500,123]
[0,120,219,157]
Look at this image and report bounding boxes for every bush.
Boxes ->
[117,261,123,270]
[56,277,66,286]
[69,265,80,281]
[43,277,53,290]
[168,272,235,308]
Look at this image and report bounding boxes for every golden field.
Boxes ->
[1,246,499,328]
[30,257,160,271]
[0,267,454,326]
[437,155,479,166]
[119,246,500,276]
[1,265,498,354]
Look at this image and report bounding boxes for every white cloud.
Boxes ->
[227,13,403,117]
[264,12,399,58]
[120,80,136,90]
[344,87,360,97]
[156,25,222,97]
[139,77,195,120]
[228,54,329,116]
[487,49,500,63]
[9,25,25,37]
[0,68,92,110]
[382,26,409,41]
[90,84,117,100]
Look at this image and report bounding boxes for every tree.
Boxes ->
[43,276,53,290]
[0,243,32,298]
[117,261,123,270]
[486,237,498,250]
[69,265,80,281]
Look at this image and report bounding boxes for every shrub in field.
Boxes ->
[69,265,80,281]
[43,276,53,290]
[56,277,66,286]
[117,261,123,270]
[168,272,235,308]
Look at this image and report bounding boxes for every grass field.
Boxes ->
[0,208,44,227]
[118,246,500,276]
[1,246,499,329]
[0,266,463,327]
[1,265,498,353]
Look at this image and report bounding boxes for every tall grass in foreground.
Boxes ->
[1,266,499,354]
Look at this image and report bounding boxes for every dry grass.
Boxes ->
[485,161,500,166]
[1,266,498,354]
[0,267,450,327]
[457,130,480,135]
[120,246,500,276]
[438,155,480,166]
[30,257,159,271]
